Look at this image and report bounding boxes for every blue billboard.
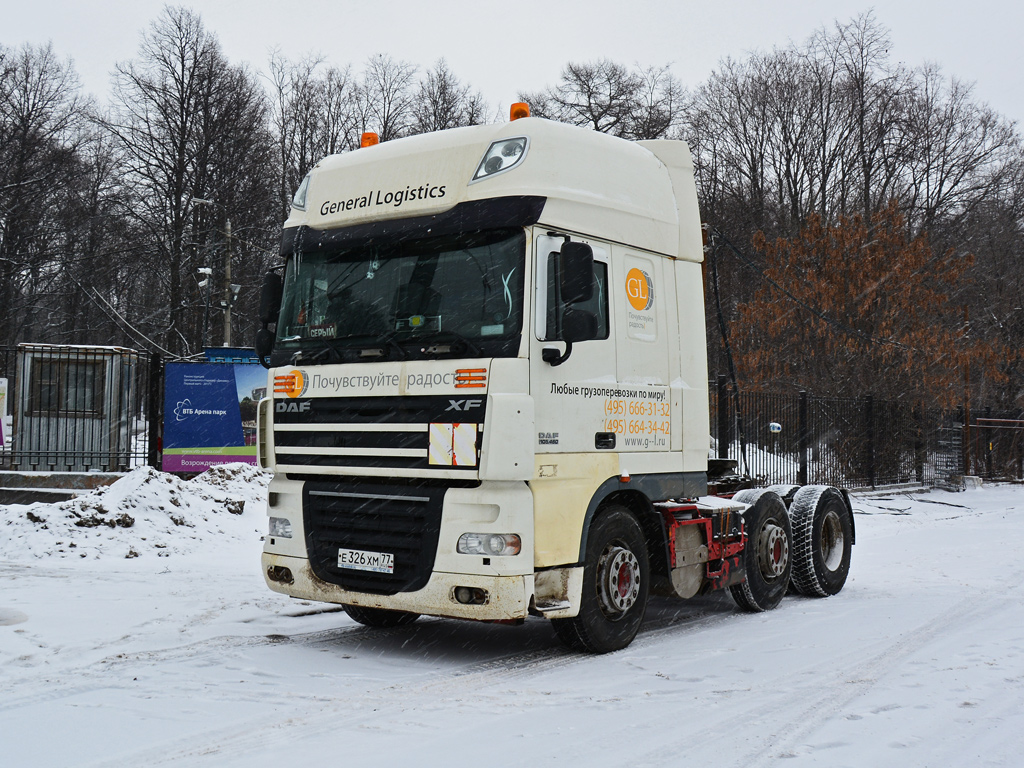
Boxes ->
[162,362,266,472]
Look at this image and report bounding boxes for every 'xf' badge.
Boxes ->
[446,399,483,412]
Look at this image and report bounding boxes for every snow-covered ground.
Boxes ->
[2,468,1022,767]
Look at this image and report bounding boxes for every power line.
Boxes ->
[66,274,175,357]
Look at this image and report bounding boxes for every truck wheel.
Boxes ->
[730,491,792,612]
[552,506,650,654]
[789,486,853,597]
[343,604,420,628]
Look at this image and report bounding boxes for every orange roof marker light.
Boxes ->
[360,132,379,148]
[510,102,531,121]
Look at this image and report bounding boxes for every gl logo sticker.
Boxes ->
[275,369,308,398]
[626,267,654,311]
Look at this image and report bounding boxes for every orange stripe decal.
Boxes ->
[455,368,487,389]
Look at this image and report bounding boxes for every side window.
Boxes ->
[28,359,104,416]
[543,253,609,341]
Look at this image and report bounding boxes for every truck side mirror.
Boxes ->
[558,242,594,304]
[543,308,599,367]
[256,272,283,369]
[254,328,274,368]
[259,272,283,325]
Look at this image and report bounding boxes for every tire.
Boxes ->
[739,487,800,595]
[733,485,796,505]
[730,491,792,612]
[343,604,421,628]
[789,486,853,597]
[765,484,800,504]
[732,487,764,505]
[552,506,650,654]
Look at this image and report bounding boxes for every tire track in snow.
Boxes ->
[0,619,426,712]
[78,600,739,767]
[736,591,1008,768]
[632,583,1023,768]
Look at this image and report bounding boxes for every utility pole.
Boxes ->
[963,303,971,475]
[193,198,238,349]
[222,219,232,347]
[198,267,213,349]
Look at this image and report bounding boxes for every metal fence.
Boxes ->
[966,408,1024,480]
[0,345,161,472]
[710,377,986,489]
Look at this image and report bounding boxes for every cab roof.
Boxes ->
[285,117,702,262]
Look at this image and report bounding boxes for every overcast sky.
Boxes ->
[5,0,1024,127]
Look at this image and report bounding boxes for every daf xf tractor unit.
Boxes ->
[254,105,853,653]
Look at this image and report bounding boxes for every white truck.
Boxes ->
[254,107,854,653]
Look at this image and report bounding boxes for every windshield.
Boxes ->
[274,228,526,362]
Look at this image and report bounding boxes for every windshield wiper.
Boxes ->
[413,330,481,357]
[292,333,409,365]
[354,331,408,360]
[295,339,349,365]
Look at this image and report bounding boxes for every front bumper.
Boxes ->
[263,552,532,621]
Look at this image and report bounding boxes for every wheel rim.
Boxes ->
[820,509,845,572]
[757,522,789,580]
[597,543,641,618]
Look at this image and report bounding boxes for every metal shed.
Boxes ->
[12,344,143,472]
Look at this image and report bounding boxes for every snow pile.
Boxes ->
[0,464,270,562]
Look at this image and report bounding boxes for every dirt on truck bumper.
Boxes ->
[262,553,532,621]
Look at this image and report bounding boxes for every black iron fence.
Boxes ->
[0,345,161,472]
[966,408,1024,480]
[711,376,1023,488]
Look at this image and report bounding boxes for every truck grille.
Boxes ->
[303,480,446,595]
[274,395,485,476]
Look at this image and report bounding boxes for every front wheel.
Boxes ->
[730,490,792,612]
[552,506,650,654]
[343,604,420,628]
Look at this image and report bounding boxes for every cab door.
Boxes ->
[529,233,615,455]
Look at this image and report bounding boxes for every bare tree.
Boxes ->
[691,56,775,231]
[830,13,912,218]
[412,58,487,133]
[521,59,640,135]
[625,65,684,140]
[903,65,1017,232]
[269,52,324,217]
[361,54,417,142]
[107,6,275,354]
[322,65,361,153]
[0,42,88,346]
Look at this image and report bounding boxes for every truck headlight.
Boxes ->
[457,533,521,556]
[471,137,528,182]
[269,517,293,538]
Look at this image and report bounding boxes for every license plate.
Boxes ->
[337,548,395,574]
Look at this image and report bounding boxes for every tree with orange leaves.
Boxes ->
[730,202,1002,406]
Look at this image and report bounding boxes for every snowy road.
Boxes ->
[2,473,1023,767]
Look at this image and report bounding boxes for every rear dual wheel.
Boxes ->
[789,486,853,597]
[730,490,792,612]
